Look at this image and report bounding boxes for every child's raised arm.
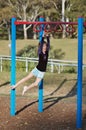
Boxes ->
[46,35,50,51]
[38,36,44,54]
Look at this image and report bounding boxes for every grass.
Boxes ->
[0,71,77,97]
[0,38,86,101]
[0,70,86,104]
[0,39,38,56]
[0,38,86,62]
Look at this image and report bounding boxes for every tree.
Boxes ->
[5,0,62,39]
[65,0,86,21]
[0,0,69,39]
[43,0,62,21]
[4,0,44,39]
[1,0,86,39]
[0,0,13,39]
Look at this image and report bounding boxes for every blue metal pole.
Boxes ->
[77,17,83,128]
[38,79,43,112]
[38,16,44,112]
[39,16,44,42]
[10,17,16,116]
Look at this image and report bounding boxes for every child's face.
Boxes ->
[42,44,47,52]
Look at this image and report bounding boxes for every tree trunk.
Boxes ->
[62,25,66,38]
[62,0,66,38]
[23,24,27,39]
[33,32,37,39]
[8,28,11,41]
[23,5,28,39]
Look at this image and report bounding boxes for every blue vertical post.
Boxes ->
[77,17,83,128]
[38,79,43,112]
[38,16,44,112]
[10,17,16,116]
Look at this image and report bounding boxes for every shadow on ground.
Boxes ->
[16,79,77,114]
[0,81,10,87]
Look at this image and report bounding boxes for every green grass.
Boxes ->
[0,39,38,56]
[0,39,86,100]
[0,70,86,99]
[0,38,86,62]
[0,71,77,98]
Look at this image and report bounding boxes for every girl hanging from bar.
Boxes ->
[11,32,50,95]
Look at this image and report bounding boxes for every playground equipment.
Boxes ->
[10,16,84,129]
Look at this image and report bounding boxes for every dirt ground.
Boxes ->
[0,96,86,130]
[0,73,86,130]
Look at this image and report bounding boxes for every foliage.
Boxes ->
[17,45,38,57]
[17,44,65,59]
[1,0,86,39]
[49,47,65,59]
[63,67,76,73]
[2,44,65,71]
[65,0,86,21]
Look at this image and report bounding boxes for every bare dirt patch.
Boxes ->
[0,96,86,130]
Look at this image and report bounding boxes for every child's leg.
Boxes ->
[12,72,34,89]
[22,77,42,95]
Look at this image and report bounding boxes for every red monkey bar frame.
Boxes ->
[15,21,78,33]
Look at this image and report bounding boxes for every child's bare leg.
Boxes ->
[22,77,42,95]
[12,72,34,89]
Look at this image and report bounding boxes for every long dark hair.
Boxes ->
[38,41,48,48]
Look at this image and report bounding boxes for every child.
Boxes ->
[12,33,50,95]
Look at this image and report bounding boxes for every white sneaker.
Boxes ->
[22,86,27,96]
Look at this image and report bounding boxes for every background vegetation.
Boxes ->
[0,38,86,73]
[0,0,86,98]
[0,0,86,39]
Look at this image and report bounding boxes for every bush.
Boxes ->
[63,67,76,73]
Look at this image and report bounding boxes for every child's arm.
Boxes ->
[38,36,44,54]
[46,35,50,51]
